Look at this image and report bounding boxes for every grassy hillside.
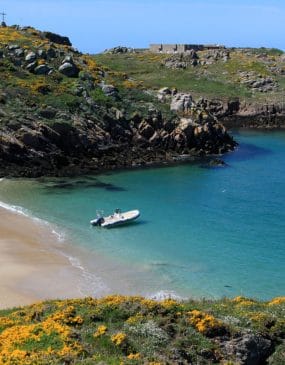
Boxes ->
[94,49,285,103]
[0,295,284,364]
[0,26,174,127]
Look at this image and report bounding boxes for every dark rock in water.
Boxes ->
[43,31,72,46]
[209,158,227,167]
[200,158,228,168]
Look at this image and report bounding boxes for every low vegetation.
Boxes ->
[0,295,284,364]
[94,48,285,103]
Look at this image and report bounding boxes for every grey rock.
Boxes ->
[58,62,79,77]
[221,332,272,365]
[139,121,155,140]
[37,49,47,59]
[46,47,56,59]
[157,87,172,101]
[25,52,37,62]
[170,93,193,113]
[62,55,74,64]
[101,84,118,97]
[34,64,51,75]
[8,44,20,51]
[14,48,24,57]
[38,107,57,119]
[26,61,37,72]
[104,46,135,54]
[164,51,199,69]
[43,31,72,46]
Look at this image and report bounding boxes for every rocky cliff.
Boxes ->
[0,26,236,177]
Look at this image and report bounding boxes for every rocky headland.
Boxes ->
[96,45,285,130]
[0,26,236,178]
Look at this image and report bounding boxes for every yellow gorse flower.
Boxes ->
[111,332,127,346]
[94,325,108,338]
[127,352,141,360]
[268,297,285,306]
[188,310,224,335]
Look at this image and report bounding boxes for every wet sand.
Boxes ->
[0,207,83,309]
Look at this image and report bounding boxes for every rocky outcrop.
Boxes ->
[164,51,199,69]
[42,31,72,46]
[195,98,285,128]
[0,107,236,177]
[170,93,193,112]
[238,71,278,92]
[104,46,135,54]
[220,331,272,365]
[58,56,79,77]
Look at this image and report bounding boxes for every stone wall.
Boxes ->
[149,43,223,53]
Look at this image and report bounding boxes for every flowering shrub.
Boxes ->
[127,352,141,359]
[188,310,226,336]
[111,332,127,346]
[93,325,107,338]
[268,297,285,306]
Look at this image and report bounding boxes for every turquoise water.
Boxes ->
[1,130,285,299]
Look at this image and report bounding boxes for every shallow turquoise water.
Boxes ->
[1,130,285,299]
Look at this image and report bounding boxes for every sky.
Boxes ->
[2,0,285,53]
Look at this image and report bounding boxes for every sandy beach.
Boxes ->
[0,207,84,309]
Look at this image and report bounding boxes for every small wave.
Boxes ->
[59,251,110,297]
[0,200,32,217]
[0,200,65,243]
[148,290,184,302]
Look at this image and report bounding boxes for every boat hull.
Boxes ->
[90,210,140,228]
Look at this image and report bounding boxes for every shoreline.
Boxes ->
[0,206,86,309]
[0,203,181,310]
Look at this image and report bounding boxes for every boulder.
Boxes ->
[221,332,272,365]
[43,31,72,46]
[58,62,79,77]
[8,44,20,51]
[46,47,57,59]
[34,64,51,75]
[157,87,172,101]
[37,49,47,59]
[101,84,118,97]
[138,121,155,140]
[171,93,193,113]
[25,52,37,62]
[38,107,57,119]
[62,55,74,64]
[104,46,134,54]
[14,48,24,57]
[26,61,37,72]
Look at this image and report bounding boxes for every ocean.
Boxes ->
[1,129,285,300]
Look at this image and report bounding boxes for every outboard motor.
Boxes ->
[90,217,105,226]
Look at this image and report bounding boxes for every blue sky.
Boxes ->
[3,0,285,53]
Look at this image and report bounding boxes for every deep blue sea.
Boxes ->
[1,130,285,300]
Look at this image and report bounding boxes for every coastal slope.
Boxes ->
[0,26,235,177]
[0,295,284,364]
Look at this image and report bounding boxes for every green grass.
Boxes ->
[94,51,285,103]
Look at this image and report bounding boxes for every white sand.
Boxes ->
[0,207,83,309]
